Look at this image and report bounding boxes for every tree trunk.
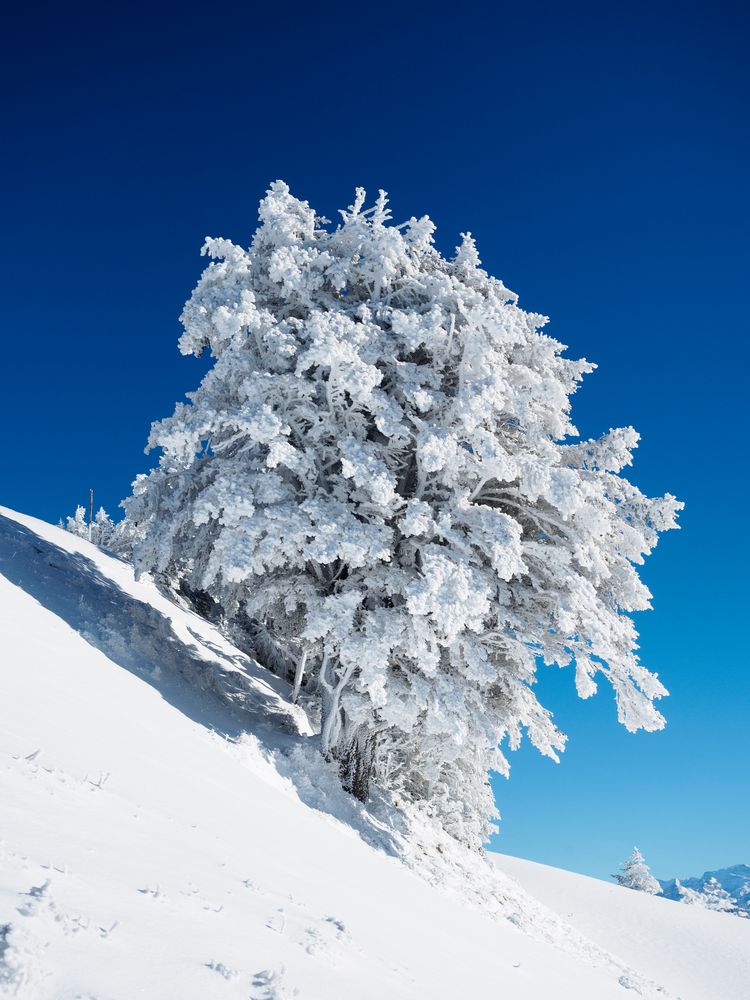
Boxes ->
[338,728,375,802]
[317,653,373,800]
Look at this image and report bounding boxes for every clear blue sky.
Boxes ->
[2,2,748,882]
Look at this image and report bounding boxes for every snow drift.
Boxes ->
[0,507,746,999]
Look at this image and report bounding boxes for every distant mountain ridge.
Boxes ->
[659,864,750,914]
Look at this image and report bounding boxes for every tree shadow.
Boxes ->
[0,513,298,742]
[0,512,403,858]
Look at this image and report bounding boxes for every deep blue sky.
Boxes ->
[2,2,748,882]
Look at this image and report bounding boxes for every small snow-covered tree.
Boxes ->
[64,505,89,539]
[91,507,115,547]
[122,181,682,847]
[65,504,88,539]
[700,877,741,914]
[674,879,705,906]
[64,504,116,547]
[614,848,661,893]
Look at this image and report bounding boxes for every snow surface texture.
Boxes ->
[0,508,746,998]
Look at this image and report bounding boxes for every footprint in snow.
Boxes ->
[251,967,298,999]
[176,883,223,912]
[302,915,351,960]
[137,884,166,901]
[16,879,51,917]
[265,910,286,934]
[324,916,347,936]
[205,959,238,980]
[17,880,96,937]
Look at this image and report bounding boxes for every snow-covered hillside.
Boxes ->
[493,854,750,1000]
[1,508,747,999]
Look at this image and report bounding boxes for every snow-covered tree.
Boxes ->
[614,848,662,893]
[64,505,116,548]
[700,877,742,914]
[64,505,89,539]
[91,507,116,547]
[673,879,705,906]
[122,181,682,847]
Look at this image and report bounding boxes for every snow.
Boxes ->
[492,853,750,1000]
[1,506,746,998]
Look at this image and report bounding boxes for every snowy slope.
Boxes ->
[0,507,746,999]
[493,853,750,1000]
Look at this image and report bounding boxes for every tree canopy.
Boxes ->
[123,182,682,847]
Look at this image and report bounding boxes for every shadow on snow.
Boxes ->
[0,513,402,856]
